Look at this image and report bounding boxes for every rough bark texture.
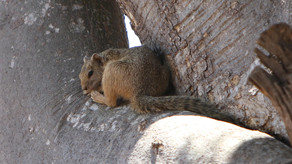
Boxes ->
[249,23,292,145]
[116,0,291,140]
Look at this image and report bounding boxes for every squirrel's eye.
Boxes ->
[88,70,94,78]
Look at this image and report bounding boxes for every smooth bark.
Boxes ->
[0,0,127,163]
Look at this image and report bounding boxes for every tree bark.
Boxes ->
[116,0,291,141]
[1,0,292,163]
[0,0,127,163]
[249,23,292,145]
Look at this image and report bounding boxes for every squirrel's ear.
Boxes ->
[83,56,89,63]
[91,53,103,65]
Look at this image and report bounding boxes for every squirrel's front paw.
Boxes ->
[91,91,106,104]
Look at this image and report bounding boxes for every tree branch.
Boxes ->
[249,23,292,145]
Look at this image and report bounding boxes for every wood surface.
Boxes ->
[249,23,292,145]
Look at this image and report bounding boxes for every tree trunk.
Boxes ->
[1,0,292,163]
[116,0,291,141]
[0,0,127,163]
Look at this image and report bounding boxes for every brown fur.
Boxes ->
[79,46,236,123]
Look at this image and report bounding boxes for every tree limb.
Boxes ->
[249,23,292,145]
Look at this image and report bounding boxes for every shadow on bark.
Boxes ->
[229,138,292,164]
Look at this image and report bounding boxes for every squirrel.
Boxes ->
[79,46,237,123]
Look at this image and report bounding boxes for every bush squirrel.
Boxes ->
[79,46,236,123]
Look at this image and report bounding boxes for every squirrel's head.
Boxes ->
[79,53,104,95]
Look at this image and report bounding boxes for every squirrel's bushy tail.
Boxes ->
[131,95,237,123]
